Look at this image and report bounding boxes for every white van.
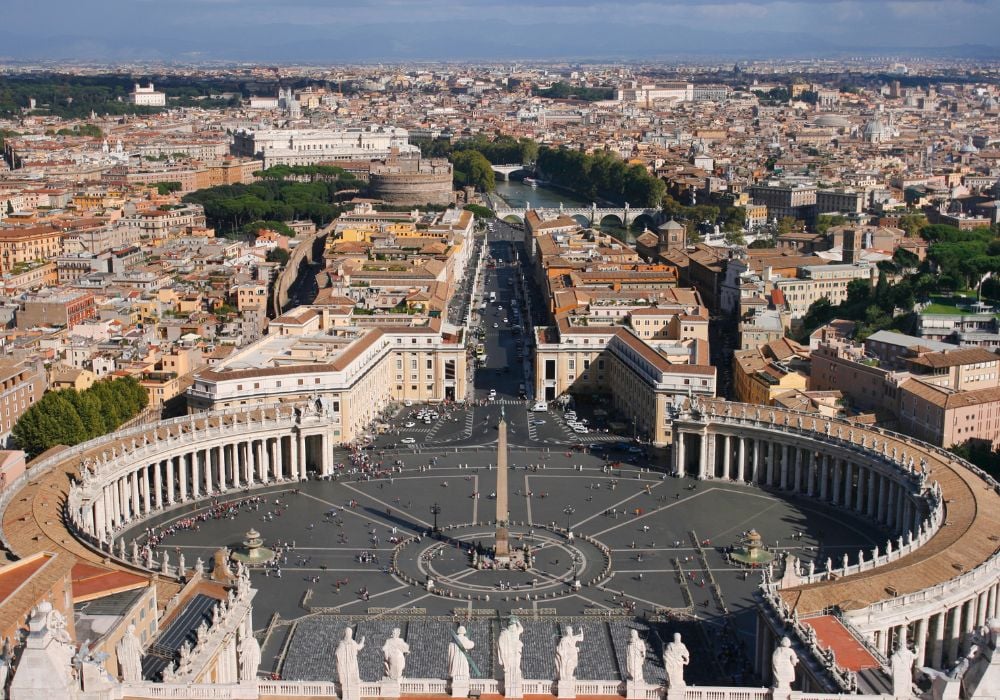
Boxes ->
[532,401,548,412]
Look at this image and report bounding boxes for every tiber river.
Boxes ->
[491,179,642,243]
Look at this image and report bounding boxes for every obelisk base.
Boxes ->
[494,525,511,562]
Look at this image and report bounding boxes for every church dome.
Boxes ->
[813,113,849,128]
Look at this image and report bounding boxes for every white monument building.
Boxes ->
[128,83,166,107]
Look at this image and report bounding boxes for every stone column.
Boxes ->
[722,434,731,480]
[320,433,329,476]
[192,450,201,499]
[780,443,790,490]
[697,433,708,479]
[820,454,830,500]
[877,475,889,524]
[866,468,878,518]
[298,433,307,479]
[976,591,989,629]
[276,437,286,480]
[166,457,176,504]
[845,462,855,509]
[153,460,163,509]
[946,606,962,666]
[289,434,299,481]
[887,482,899,533]
[94,492,106,539]
[737,436,747,482]
[140,466,151,514]
[130,472,141,518]
[914,617,929,668]
[232,440,247,488]
[255,440,264,483]
[931,612,945,669]
[766,441,775,486]
[805,451,814,497]
[205,447,215,494]
[675,432,686,477]
[793,446,803,493]
[178,455,188,502]
[832,459,842,505]
[753,439,762,483]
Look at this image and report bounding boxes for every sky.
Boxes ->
[1,0,999,62]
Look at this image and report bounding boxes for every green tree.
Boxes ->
[815,214,847,235]
[450,150,496,192]
[898,212,929,237]
[266,247,290,264]
[463,204,494,219]
[776,217,798,235]
[4,200,12,215]
[724,230,746,246]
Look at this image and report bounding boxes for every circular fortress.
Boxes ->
[369,156,454,206]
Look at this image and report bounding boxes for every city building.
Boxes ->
[129,83,166,107]
[230,127,419,167]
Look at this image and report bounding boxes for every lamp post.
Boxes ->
[430,502,442,534]
[563,505,575,532]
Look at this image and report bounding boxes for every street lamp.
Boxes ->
[430,502,442,534]
[563,505,575,532]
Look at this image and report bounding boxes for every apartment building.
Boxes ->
[0,360,45,445]
[747,182,817,220]
[0,226,63,274]
[187,308,467,442]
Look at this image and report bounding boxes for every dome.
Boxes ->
[960,138,979,154]
[863,117,893,143]
[813,113,849,128]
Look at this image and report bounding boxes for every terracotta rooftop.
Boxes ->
[803,615,880,672]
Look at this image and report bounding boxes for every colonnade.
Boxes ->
[70,410,339,547]
[673,429,924,537]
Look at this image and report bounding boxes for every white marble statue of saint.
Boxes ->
[772,637,798,690]
[447,626,475,680]
[496,617,524,685]
[626,629,646,683]
[382,628,409,681]
[336,628,365,700]
[663,632,689,688]
[115,623,143,683]
[890,628,916,697]
[238,633,261,683]
[555,625,584,681]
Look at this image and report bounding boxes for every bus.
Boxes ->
[476,343,485,358]
[489,291,497,303]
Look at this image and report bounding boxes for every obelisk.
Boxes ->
[494,407,510,560]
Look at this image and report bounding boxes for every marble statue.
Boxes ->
[447,626,475,680]
[335,628,365,700]
[626,630,646,683]
[196,621,208,645]
[382,628,409,681]
[195,557,205,576]
[497,617,523,693]
[178,641,192,672]
[772,637,798,690]
[238,633,261,683]
[555,625,584,681]
[115,624,143,683]
[663,633,689,688]
[890,628,916,697]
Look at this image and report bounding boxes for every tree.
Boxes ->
[463,204,494,219]
[815,214,847,235]
[724,230,746,246]
[153,181,182,196]
[450,150,496,192]
[4,200,12,215]
[776,217,798,235]
[898,212,928,238]
[266,247,290,264]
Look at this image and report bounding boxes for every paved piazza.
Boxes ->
[121,442,885,677]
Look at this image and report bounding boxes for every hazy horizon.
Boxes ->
[0,0,998,63]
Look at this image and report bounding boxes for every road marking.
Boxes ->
[587,489,708,537]
[570,481,666,530]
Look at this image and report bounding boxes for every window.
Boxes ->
[427,359,433,370]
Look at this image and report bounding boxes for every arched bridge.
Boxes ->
[494,203,665,228]
[490,164,530,181]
